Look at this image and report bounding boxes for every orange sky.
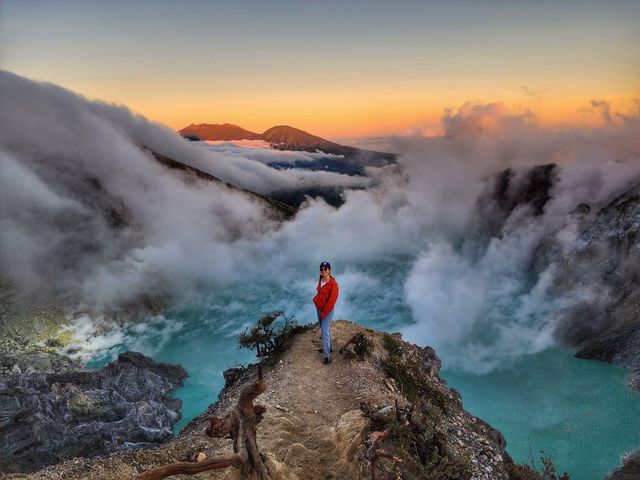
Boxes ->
[117,87,640,139]
[2,1,638,139]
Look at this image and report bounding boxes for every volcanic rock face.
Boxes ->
[474,163,557,240]
[606,450,640,480]
[0,351,186,474]
[475,164,640,386]
[492,163,557,217]
[550,182,640,381]
[0,351,78,377]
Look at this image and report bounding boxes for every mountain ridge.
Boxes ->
[146,147,297,219]
[178,123,395,162]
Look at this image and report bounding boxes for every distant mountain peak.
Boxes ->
[259,125,341,151]
[179,123,259,141]
[262,125,306,133]
[178,122,396,164]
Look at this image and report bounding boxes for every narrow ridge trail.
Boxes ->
[227,320,392,480]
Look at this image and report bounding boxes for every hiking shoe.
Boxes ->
[318,348,334,353]
[323,357,331,365]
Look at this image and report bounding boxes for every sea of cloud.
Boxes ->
[1,70,639,373]
[193,140,372,195]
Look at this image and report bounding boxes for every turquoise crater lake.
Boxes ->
[86,263,640,480]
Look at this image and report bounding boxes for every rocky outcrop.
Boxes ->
[0,351,78,377]
[0,351,186,474]
[476,165,640,386]
[493,163,557,217]
[549,182,640,386]
[474,163,557,240]
[9,321,543,480]
[371,332,516,479]
[606,450,640,480]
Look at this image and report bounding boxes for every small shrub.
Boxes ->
[382,333,402,357]
[353,335,373,360]
[507,451,570,480]
[340,332,373,361]
[532,451,570,480]
[238,311,304,365]
[381,333,452,412]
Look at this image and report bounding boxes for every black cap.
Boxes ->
[320,261,331,269]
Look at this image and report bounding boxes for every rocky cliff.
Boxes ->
[546,181,640,388]
[606,450,640,480]
[0,351,186,474]
[6,321,547,480]
[477,163,640,389]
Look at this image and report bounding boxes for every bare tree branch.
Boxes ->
[137,366,270,480]
[137,454,243,480]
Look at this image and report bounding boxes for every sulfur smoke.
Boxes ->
[1,70,639,372]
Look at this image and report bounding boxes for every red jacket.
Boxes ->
[313,276,339,320]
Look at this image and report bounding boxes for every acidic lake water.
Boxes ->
[85,260,640,480]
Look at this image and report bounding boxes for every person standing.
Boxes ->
[313,261,339,364]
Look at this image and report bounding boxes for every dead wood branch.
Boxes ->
[367,430,390,480]
[367,428,413,480]
[137,365,270,480]
[137,455,242,480]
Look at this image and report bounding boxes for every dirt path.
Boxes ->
[255,322,361,479]
[201,320,396,480]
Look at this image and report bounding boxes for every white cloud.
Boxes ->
[2,71,639,373]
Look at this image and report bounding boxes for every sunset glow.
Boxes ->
[2,0,638,138]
